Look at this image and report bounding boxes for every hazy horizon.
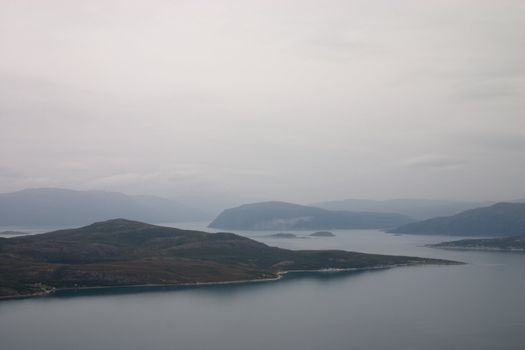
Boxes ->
[2,186,523,207]
[1,0,524,203]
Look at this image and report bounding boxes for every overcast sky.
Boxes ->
[1,0,524,203]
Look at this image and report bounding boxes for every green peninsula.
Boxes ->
[430,235,525,252]
[0,219,459,299]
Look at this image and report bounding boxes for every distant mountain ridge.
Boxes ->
[390,202,525,236]
[312,198,492,220]
[0,188,209,227]
[208,201,413,230]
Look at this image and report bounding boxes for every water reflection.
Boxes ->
[1,229,524,350]
[47,268,378,300]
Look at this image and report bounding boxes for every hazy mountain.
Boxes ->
[0,218,458,298]
[208,201,414,230]
[0,188,209,227]
[312,198,492,220]
[390,202,525,236]
[168,193,266,219]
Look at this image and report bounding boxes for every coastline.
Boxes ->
[428,245,525,253]
[0,261,450,301]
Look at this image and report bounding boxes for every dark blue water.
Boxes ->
[1,225,524,350]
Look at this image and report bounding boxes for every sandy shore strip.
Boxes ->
[0,261,455,301]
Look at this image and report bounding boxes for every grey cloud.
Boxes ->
[0,167,22,179]
[402,155,468,169]
[0,0,523,202]
[455,83,524,101]
[468,132,525,153]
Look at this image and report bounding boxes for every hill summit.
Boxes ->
[208,201,413,230]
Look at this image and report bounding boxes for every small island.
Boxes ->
[0,219,461,299]
[429,235,525,253]
[310,231,335,237]
[266,233,300,239]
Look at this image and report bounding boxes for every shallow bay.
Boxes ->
[1,225,524,350]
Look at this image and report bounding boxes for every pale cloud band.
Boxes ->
[0,0,523,202]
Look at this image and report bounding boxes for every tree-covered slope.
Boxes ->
[390,203,525,236]
[208,201,413,230]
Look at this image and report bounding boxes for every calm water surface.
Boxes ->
[1,223,524,350]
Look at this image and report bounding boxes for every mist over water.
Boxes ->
[1,228,524,350]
